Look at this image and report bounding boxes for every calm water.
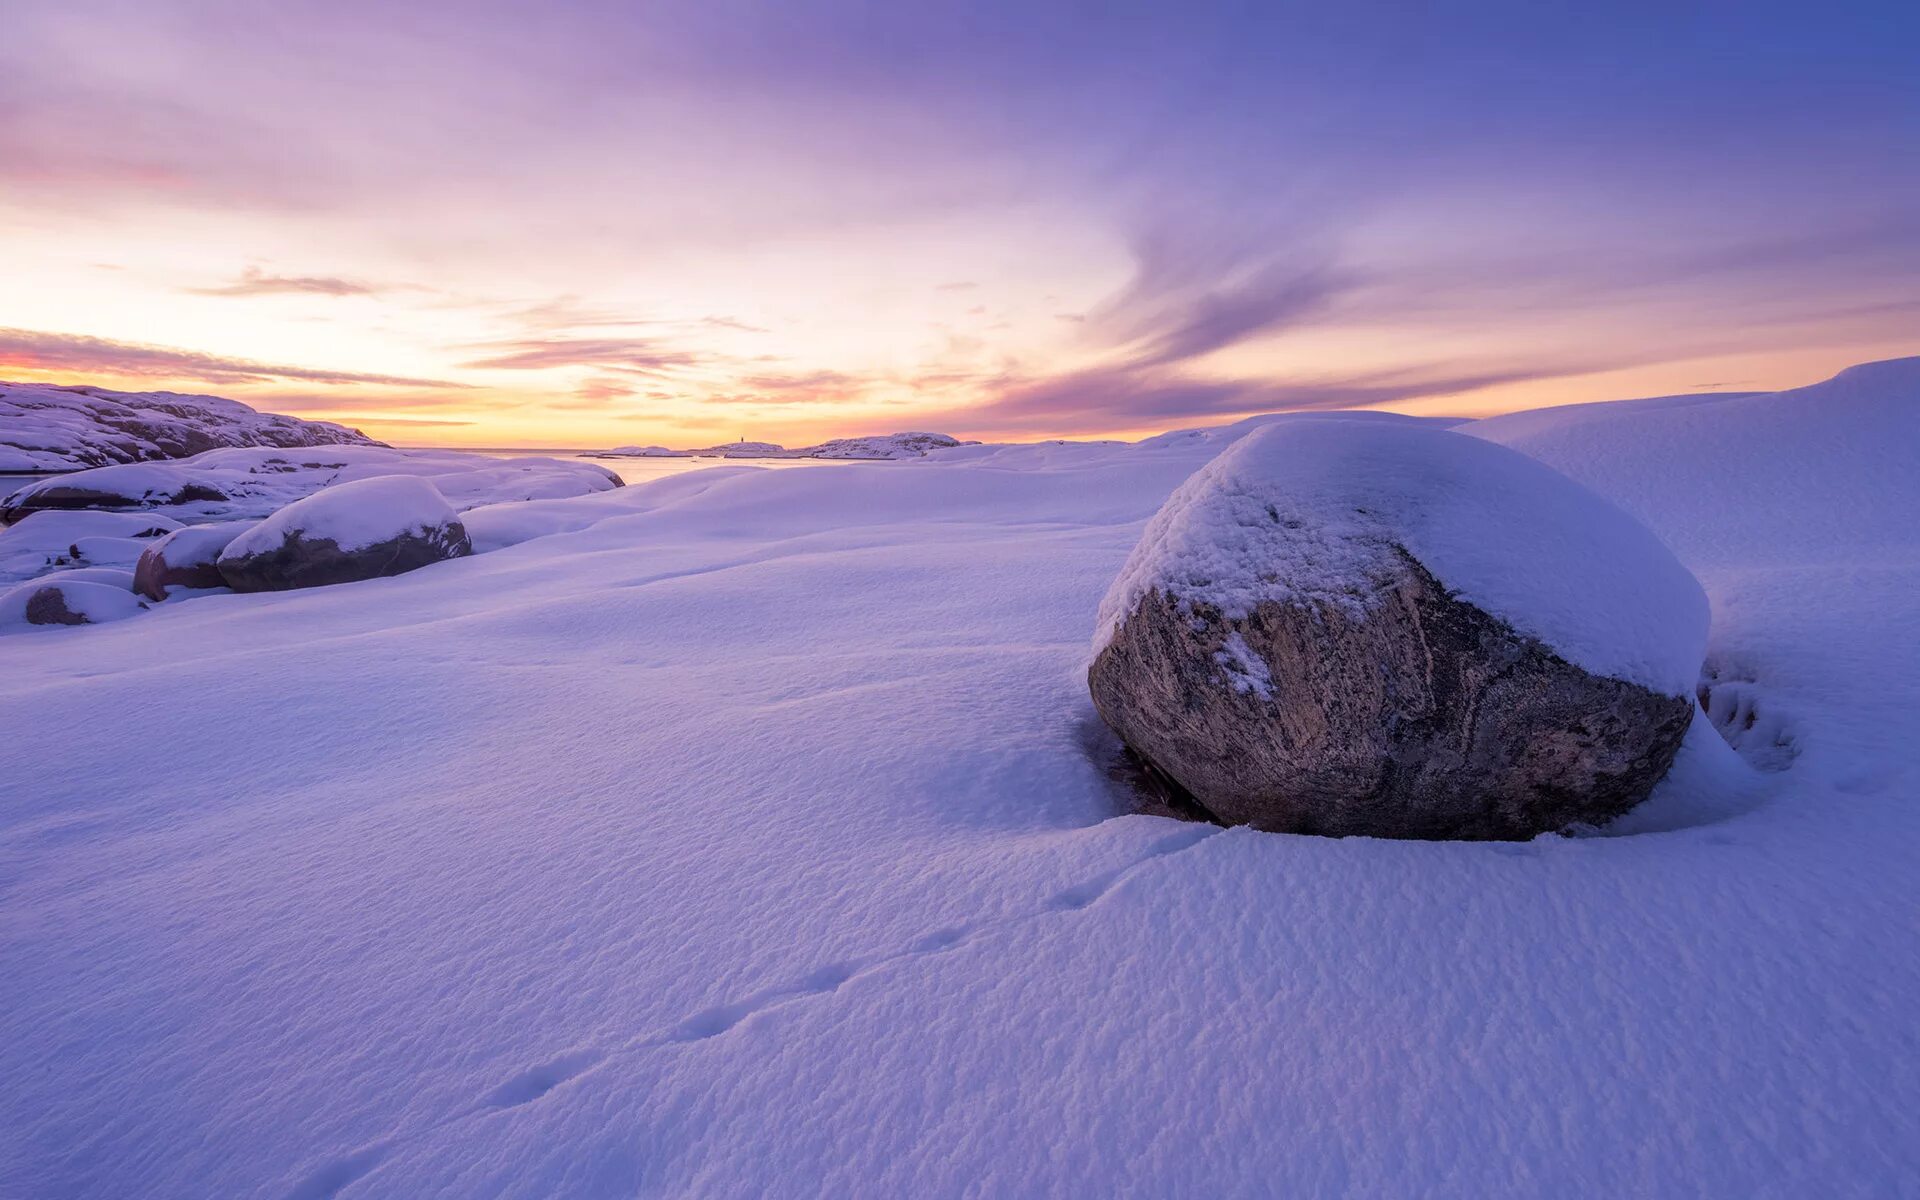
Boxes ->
[0,454,862,505]
[447,449,867,487]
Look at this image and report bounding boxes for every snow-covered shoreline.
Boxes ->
[4,359,1918,1196]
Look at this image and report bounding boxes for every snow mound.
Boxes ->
[0,510,184,586]
[1096,420,1709,697]
[222,476,460,559]
[0,380,379,472]
[0,577,147,630]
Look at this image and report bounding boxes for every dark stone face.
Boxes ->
[216,521,473,592]
[1,481,229,522]
[1088,549,1695,841]
[133,546,228,600]
[23,587,89,625]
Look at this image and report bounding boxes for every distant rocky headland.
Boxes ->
[591,432,971,461]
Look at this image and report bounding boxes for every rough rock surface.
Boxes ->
[134,523,254,599]
[1091,554,1695,839]
[216,477,472,592]
[1089,419,1705,841]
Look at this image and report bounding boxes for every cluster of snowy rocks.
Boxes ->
[0,380,378,471]
[1,444,621,629]
[593,431,970,460]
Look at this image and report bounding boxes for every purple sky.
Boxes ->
[3,0,1915,445]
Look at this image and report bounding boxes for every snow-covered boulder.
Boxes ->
[1089,420,1706,840]
[134,522,254,599]
[0,577,148,630]
[216,476,472,592]
[0,463,229,522]
[0,380,379,472]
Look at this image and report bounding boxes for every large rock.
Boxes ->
[216,476,472,592]
[134,522,254,599]
[1089,419,1708,841]
[0,463,227,522]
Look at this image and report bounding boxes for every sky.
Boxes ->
[2,0,1916,448]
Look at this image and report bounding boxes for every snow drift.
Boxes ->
[2,358,1917,1197]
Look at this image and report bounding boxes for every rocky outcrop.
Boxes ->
[0,380,381,473]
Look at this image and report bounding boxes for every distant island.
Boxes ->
[591,432,972,461]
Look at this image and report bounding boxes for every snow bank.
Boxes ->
[1098,420,1709,695]
[0,577,147,629]
[0,380,377,472]
[222,476,460,558]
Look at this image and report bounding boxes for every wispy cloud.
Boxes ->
[955,361,1589,433]
[458,336,702,374]
[187,266,395,298]
[0,328,467,389]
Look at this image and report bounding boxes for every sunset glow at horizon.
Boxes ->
[4,0,1915,448]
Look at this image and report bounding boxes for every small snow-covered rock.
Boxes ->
[1089,420,1706,840]
[0,578,148,630]
[217,476,472,592]
[0,510,184,586]
[134,522,255,599]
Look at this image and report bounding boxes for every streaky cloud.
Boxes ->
[0,328,468,389]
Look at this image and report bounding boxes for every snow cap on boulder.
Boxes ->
[1090,419,1708,840]
[217,476,472,592]
[1096,418,1708,697]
